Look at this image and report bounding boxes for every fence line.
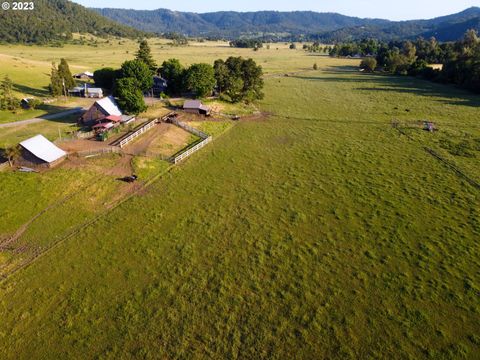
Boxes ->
[76,147,122,157]
[166,118,212,164]
[169,118,209,140]
[112,118,159,148]
[173,137,212,164]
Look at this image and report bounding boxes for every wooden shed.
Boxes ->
[183,100,211,116]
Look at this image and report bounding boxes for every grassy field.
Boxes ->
[0,44,479,359]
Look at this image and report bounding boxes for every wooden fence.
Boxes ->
[76,147,122,158]
[168,118,212,164]
[114,118,159,148]
[169,118,209,139]
[173,137,212,164]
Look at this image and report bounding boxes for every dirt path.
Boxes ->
[0,107,85,128]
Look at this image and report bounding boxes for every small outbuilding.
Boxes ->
[19,135,67,168]
[73,71,94,80]
[183,100,211,116]
[80,96,122,125]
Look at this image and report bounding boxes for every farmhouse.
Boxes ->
[183,100,211,116]
[152,76,168,96]
[19,135,67,168]
[68,85,103,98]
[73,71,94,80]
[81,96,122,125]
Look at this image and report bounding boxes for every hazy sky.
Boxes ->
[73,0,480,20]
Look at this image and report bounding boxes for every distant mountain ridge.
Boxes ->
[93,7,480,42]
[0,0,145,44]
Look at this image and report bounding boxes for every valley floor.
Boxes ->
[0,49,479,359]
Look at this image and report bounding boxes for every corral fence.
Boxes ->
[113,118,159,148]
[76,147,122,158]
[169,118,209,140]
[165,117,212,164]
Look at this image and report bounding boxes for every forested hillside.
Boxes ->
[0,0,145,44]
[94,7,480,42]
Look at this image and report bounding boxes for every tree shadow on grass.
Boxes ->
[12,83,50,98]
[291,66,480,108]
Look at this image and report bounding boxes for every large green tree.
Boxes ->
[93,67,117,90]
[214,57,264,103]
[115,77,147,115]
[135,39,158,75]
[159,59,185,95]
[185,63,216,98]
[120,60,154,92]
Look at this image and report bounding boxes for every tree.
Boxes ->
[214,59,229,93]
[58,59,76,90]
[115,77,147,115]
[360,58,377,72]
[49,62,63,97]
[4,145,21,167]
[313,63,318,70]
[159,59,185,95]
[185,63,216,98]
[214,57,264,103]
[0,75,19,111]
[289,43,297,50]
[135,39,157,74]
[120,60,153,92]
[240,58,264,101]
[93,67,117,90]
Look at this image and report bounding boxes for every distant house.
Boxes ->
[68,85,103,98]
[151,76,168,96]
[73,71,94,80]
[183,100,211,116]
[80,96,122,125]
[19,135,67,168]
[85,88,104,98]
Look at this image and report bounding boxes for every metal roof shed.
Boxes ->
[19,135,67,168]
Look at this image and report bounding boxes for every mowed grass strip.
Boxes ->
[0,59,478,359]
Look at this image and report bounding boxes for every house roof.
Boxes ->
[95,96,122,116]
[105,115,122,122]
[93,122,114,129]
[19,135,67,163]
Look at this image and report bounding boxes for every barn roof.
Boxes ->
[19,135,67,163]
[96,96,122,116]
[184,100,210,111]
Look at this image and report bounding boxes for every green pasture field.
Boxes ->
[0,44,479,359]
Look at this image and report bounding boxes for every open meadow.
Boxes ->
[0,42,479,359]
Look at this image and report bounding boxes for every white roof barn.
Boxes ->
[81,96,123,124]
[96,96,122,116]
[19,135,67,166]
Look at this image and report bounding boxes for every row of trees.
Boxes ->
[93,40,265,114]
[330,30,480,92]
[229,39,264,49]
